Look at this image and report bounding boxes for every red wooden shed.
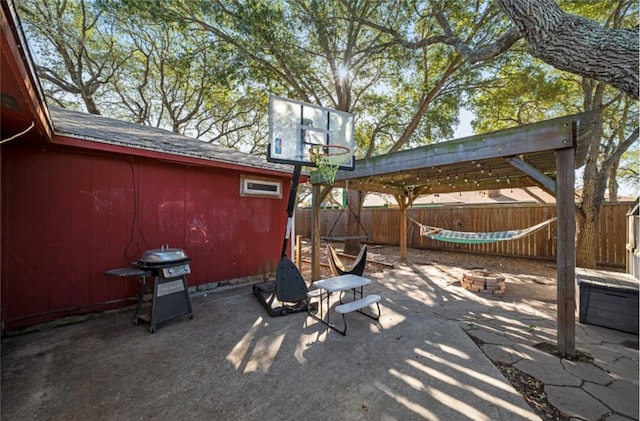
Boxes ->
[1,2,299,332]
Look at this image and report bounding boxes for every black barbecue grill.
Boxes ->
[134,246,194,333]
[137,247,192,276]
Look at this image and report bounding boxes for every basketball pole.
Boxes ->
[281,164,302,259]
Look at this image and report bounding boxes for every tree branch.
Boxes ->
[431,3,522,63]
[496,0,639,99]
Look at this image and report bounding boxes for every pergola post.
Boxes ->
[311,184,321,281]
[556,146,576,357]
[394,192,418,263]
[399,202,408,262]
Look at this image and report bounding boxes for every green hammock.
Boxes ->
[408,217,557,245]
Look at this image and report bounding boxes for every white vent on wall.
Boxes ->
[240,175,282,199]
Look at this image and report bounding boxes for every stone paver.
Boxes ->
[584,380,640,420]
[605,414,638,421]
[429,258,639,420]
[545,385,611,420]
[589,343,638,366]
[561,359,618,385]
[482,344,526,364]
[594,356,639,385]
[513,343,583,387]
[468,328,514,345]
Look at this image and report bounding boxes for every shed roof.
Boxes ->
[2,3,291,176]
[1,1,51,139]
[49,106,292,174]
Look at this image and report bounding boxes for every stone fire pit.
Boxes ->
[462,270,506,295]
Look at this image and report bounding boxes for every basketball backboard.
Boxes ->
[267,95,355,170]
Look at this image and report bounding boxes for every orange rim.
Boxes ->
[308,144,350,157]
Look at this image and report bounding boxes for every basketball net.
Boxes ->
[309,145,349,185]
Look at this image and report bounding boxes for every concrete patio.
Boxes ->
[2,248,638,420]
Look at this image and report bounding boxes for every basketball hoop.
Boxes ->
[309,144,350,185]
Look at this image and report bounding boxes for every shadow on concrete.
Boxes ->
[2,260,540,420]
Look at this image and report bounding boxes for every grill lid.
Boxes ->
[138,247,189,264]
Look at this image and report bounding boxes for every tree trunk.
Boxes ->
[576,196,599,268]
[496,0,639,99]
[576,139,601,269]
[82,92,101,115]
[575,107,606,268]
[608,160,620,202]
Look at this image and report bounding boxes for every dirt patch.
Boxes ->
[533,342,594,363]
[299,241,559,278]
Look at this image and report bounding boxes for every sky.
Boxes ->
[452,109,638,198]
[453,108,475,139]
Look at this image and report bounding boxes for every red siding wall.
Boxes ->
[2,142,290,330]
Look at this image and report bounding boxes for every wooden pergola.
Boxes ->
[308,112,596,357]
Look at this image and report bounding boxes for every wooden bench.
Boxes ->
[334,294,381,335]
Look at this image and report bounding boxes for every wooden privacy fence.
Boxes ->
[295,203,632,268]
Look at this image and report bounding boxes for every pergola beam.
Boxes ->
[333,115,576,182]
[331,173,545,194]
[506,156,557,193]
